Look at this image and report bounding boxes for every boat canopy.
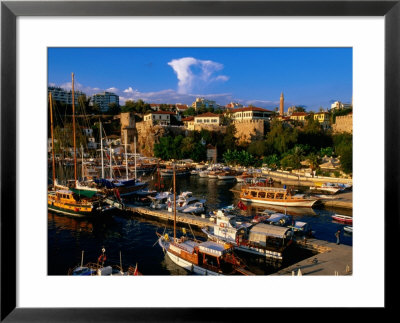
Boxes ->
[249,223,291,239]
[198,241,229,257]
[70,188,98,198]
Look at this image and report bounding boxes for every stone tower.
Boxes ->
[120,112,137,152]
[279,92,284,116]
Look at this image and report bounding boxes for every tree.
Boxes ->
[107,102,121,115]
[307,152,322,172]
[295,106,306,112]
[266,119,298,154]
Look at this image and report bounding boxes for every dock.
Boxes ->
[125,205,213,228]
[273,238,352,276]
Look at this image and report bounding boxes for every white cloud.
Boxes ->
[168,57,229,94]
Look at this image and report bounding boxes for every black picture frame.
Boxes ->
[1,0,397,321]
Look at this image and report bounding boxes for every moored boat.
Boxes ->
[239,186,319,207]
[202,209,294,260]
[332,214,353,224]
[343,226,353,233]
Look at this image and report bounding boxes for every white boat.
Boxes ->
[217,171,237,180]
[343,226,353,233]
[202,209,294,260]
[180,201,205,214]
[149,191,174,209]
[310,182,351,194]
[157,164,253,276]
[173,191,206,214]
[198,170,209,178]
[240,186,319,207]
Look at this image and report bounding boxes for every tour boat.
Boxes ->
[202,209,294,260]
[239,186,319,207]
[157,164,253,275]
[48,189,112,217]
[331,214,353,224]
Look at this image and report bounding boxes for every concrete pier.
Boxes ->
[273,238,352,276]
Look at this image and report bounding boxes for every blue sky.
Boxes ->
[48,47,352,111]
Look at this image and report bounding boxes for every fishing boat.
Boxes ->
[202,209,294,260]
[343,226,353,234]
[157,164,253,275]
[332,214,353,224]
[239,186,319,207]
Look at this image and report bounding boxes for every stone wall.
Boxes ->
[135,122,186,157]
[233,119,266,144]
[332,114,353,133]
[193,124,227,133]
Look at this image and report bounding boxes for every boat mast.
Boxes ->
[134,135,137,180]
[110,146,113,179]
[173,163,176,242]
[124,131,128,180]
[100,120,104,178]
[72,72,77,185]
[49,92,56,189]
[81,144,84,180]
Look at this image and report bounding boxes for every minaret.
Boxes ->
[279,92,284,116]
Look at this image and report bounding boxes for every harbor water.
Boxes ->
[48,168,352,275]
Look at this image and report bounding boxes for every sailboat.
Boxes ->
[94,132,148,199]
[47,73,111,217]
[157,164,253,275]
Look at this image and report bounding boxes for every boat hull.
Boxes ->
[158,238,222,276]
[48,203,102,217]
[240,197,317,207]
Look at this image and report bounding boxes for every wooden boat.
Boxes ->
[239,186,319,207]
[202,209,294,260]
[157,164,253,275]
[160,167,190,177]
[332,214,353,224]
[48,189,111,217]
[47,80,108,217]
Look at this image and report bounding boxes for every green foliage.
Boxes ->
[223,149,255,167]
[121,99,151,114]
[247,140,268,157]
[183,107,196,116]
[266,119,298,154]
[263,154,280,168]
[306,152,322,171]
[320,146,334,157]
[107,102,121,115]
[333,133,352,174]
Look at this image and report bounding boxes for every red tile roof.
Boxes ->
[182,116,194,122]
[145,111,175,115]
[290,112,308,116]
[229,107,274,113]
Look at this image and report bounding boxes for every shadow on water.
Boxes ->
[48,172,352,275]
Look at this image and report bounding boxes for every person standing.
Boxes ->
[335,230,341,245]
